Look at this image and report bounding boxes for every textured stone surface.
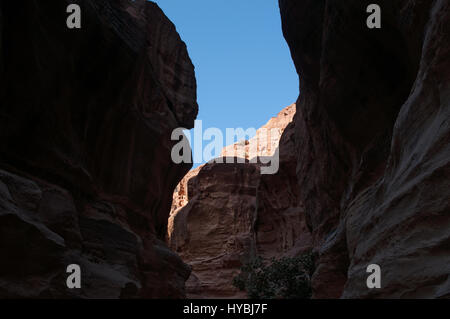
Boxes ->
[169,104,312,298]
[0,0,197,298]
[279,0,450,298]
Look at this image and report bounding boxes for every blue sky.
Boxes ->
[154,0,299,165]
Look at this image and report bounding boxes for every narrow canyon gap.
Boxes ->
[0,0,448,299]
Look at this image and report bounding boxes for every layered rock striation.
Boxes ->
[0,0,197,298]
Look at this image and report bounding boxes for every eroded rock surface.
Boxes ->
[0,0,197,298]
[279,0,450,298]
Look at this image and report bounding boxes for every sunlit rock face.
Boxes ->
[220,104,296,160]
[279,0,450,298]
[0,0,197,298]
[169,104,313,298]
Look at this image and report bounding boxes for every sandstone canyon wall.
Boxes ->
[279,0,449,298]
[0,0,197,298]
[169,105,312,298]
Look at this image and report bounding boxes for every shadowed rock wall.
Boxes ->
[279,0,449,298]
[0,0,197,298]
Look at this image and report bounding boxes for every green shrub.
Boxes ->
[232,252,314,299]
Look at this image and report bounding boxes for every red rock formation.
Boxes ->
[279,0,450,298]
[0,0,197,298]
[255,111,312,260]
[169,104,312,298]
